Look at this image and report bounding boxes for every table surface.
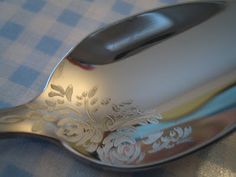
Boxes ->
[0,0,235,177]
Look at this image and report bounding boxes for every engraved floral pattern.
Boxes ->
[145,126,192,153]
[97,129,144,164]
[56,118,103,152]
[0,83,192,165]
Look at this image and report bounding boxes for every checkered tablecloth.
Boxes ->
[0,0,235,176]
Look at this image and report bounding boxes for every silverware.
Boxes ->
[0,1,236,171]
[69,1,225,65]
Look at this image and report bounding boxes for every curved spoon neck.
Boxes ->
[0,102,57,139]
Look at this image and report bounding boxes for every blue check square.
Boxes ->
[9,65,39,88]
[57,9,81,27]
[112,0,133,15]
[0,22,24,41]
[22,0,46,13]
[36,36,62,56]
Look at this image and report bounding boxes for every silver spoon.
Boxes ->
[0,1,236,171]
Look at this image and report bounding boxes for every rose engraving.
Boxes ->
[97,129,144,165]
[56,118,103,152]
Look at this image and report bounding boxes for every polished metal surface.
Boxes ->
[0,1,236,171]
[68,1,224,65]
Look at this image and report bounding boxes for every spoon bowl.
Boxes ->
[0,1,236,171]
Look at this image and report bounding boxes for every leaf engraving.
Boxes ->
[0,115,27,124]
[48,92,63,97]
[88,86,98,98]
[112,104,120,112]
[101,98,111,105]
[121,100,133,105]
[51,84,65,94]
[65,85,73,101]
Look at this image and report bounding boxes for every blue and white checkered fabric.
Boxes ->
[0,0,235,177]
[0,0,185,108]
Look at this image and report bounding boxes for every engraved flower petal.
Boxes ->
[97,130,143,165]
[56,118,88,143]
[148,126,192,153]
[56,118,103,152]
[90,129,103,143]
[183,126,192,138]
[142,131,163,144]
[84,142,99,153]
[173,127,184,137]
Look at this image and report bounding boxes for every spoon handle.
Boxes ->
[0,103,56,139]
